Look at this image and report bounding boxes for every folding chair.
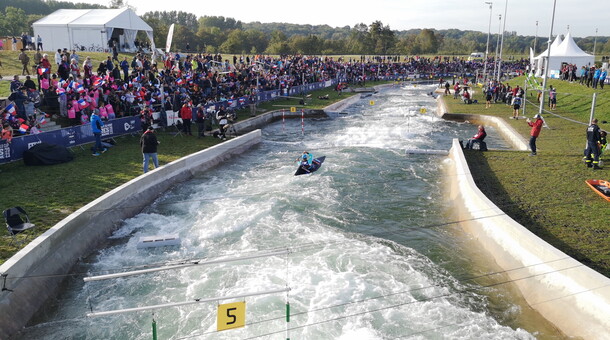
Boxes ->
[3,207,36,246]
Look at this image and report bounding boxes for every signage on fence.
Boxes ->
[0,116,140,164]
[217,301,246,331]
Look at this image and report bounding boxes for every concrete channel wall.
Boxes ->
[440,93,610,338]
[0,130,263,339]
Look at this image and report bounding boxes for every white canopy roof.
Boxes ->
[533,32,594,78]
[535,35,563,60]
[34,8,152,31]
[552,32,592,57]
[33,8,154,53]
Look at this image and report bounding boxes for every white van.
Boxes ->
[468,52,484,61]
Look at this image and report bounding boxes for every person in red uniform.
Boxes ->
[527,114,544,156]
[465,125,487,149]
[179,102,193,136]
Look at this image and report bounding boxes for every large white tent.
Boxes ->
[33,8,154,53]
[533,32,594,78]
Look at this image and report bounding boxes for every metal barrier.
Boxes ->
[0,116,141,164]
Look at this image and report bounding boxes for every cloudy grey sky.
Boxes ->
[74,0,606,38]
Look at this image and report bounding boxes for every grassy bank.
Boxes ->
[0,82,391,264]
[443,77,610,277]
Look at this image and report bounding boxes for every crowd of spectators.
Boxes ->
[1,50,530,140]
[555,63,607,89]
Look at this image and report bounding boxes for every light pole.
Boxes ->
[539,0,557,116]
[496,0,508,82]
[533,21,539,55]
[483,2,493,87]
[493,14,502,82]
[593,28,598,57]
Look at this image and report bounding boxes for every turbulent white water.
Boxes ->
[19,85,551,340]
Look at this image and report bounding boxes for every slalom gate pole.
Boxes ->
[301,109,304,135]
[152,313,157,340]
[286,302,290,340]
[282,109,285,132]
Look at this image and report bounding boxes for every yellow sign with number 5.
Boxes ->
[290,107,296,112]
[369,100,375,106]
[217,301,246,331]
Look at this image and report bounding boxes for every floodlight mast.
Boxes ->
[482,2,493,87]
[496,0,508,82]
[538,0,557,116]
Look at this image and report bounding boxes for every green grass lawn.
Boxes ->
[444,77,610,277]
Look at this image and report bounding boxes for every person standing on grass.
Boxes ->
[584,118,602,169]
[18,49,30,76]
[140,126,159,173]
[511,94,522,119]
[179,102,193,136]
[90,110,106,156]
[526,114,543,156]
[548,85,557,110]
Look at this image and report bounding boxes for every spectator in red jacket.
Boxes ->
[179,102,193,136]
[527,114,544,156]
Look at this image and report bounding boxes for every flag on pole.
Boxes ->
[56,88,66,95]
[176,78,184,85]
[38,67,48,75]
[19,124,29,133]
[6,103,16,114]
[38,116,47,125]
[76,84,85,93]
[77,98,89,108]
[92,77,104,87]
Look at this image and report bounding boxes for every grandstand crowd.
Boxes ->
[1,51,533,140]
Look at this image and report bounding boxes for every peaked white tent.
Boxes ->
[33,8,155,53]
[533,32,594,78]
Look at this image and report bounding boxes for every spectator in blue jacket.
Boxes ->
[90,110,106,156]
[599,69,607,90]
[592,68,601,89]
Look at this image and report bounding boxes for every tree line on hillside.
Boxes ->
[2,0,609,57]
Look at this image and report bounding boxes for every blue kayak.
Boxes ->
[294,156,326,176]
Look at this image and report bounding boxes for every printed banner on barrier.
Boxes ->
[0,116,141,164]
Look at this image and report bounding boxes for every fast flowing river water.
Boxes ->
[18,85,564,339]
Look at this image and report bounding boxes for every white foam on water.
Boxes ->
[17,85,535,340]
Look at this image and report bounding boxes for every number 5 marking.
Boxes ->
[217,302,246,331]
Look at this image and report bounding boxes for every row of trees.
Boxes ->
[2,0,610,56]
[146,12,610,56]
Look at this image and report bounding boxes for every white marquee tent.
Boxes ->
[533,32,594,78]
[33,8,154,53]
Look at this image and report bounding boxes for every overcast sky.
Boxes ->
[71,0,607,38]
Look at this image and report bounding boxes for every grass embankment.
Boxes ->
[443,78,610,277]
[0,82,384,264]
